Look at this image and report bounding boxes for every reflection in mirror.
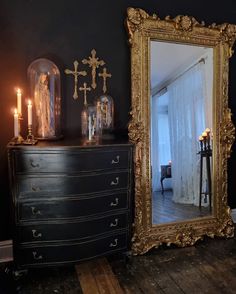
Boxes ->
[151,41,213,224]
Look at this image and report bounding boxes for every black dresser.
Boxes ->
[7,139,133,268]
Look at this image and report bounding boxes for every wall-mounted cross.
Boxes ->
[82,49,105,89]
[79,82,91,106]
[98,67,112,93]
[65,60,87,99]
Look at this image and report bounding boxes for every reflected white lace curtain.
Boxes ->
[168,61,211,205]
[151,92,172,192]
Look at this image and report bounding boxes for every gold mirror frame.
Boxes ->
[126,7,236,254]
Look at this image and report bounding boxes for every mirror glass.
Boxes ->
[151,41,214,225]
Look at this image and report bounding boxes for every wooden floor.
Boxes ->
[152,190,211,224]
[2,233,236,293]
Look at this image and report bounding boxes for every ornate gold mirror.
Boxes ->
[126,7,236,254]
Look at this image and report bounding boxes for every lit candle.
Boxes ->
[14,108,19,137]
[88,115,92,140]
[16,89,22,115]
[27,99,32,126]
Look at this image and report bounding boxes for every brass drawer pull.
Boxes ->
[110,218,118,227]
[31,185,40,192]
[109,238,118,247]
[32,251,43,260]
[31,207,42,216]
[32,229,42,239]
[30,159,40,168]
[110,177,119,186]
[111,156,120,164]
[110,198,119,207]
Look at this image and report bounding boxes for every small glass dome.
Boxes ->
[28,58,62,140]
[96,94,114,137]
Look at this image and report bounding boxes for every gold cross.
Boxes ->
[65,60,87,99]
[98,67,112,93]
[79,82,91,106]
[82,49,105,89]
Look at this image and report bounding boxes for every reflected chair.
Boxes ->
[160,164,172,194]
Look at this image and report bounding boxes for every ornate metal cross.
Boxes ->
[82,49,105,89]
[79,82,91,106]
[98,67,112,93]
[65,60,87,99]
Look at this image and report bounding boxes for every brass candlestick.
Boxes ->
[23,124,38,145]
[10,114,24,145]
[18,114,24,143]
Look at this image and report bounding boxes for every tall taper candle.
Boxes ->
[27,99,32,125]
[17,89,22,115]
[14,108,19,137]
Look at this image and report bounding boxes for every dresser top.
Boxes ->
[7,137,132,150]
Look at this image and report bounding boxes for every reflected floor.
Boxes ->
[152,190,211,224]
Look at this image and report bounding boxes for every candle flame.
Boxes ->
[17,88,21,94]
[28,99,32,105]
[14,108,18,115]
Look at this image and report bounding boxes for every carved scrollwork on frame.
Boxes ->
[221,109,235,158]
[126,7,236,255]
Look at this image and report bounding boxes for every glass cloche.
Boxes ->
[96,94,114,137]
[27,58,62,140]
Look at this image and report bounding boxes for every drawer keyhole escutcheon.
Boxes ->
[32,251,43,260]
[30,159,40,168]
[110,177,119,186]
[110,198,119,207]
[31,207,42,216]
[111,156,120,164]
[32,229,42,238]
[109,238,118,247]
[110,218,118,227]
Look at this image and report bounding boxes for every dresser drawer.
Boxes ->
[18,192,129,221]
[17,213,128,243]
[14,149,130,174]
[16,233,127,267]
[17,171,129,198]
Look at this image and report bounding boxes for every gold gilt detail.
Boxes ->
[221,109,235,158]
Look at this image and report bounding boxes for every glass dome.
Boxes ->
[27,58,62,140]
[96,94,114,137]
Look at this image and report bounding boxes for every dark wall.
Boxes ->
[1,0,236,240]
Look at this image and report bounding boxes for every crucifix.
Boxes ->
[65,60,87,99]
[79,82,91,106]
[98,67,112,93]
[82,49,105,89]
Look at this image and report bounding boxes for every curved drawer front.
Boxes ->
[16,233,127,267]
[14,149,130,173]
[17,213,128,243]
[18,192,128,221]
[17,171,129,197]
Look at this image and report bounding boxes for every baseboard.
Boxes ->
[231,208,236,223]
[0,240,13,263]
